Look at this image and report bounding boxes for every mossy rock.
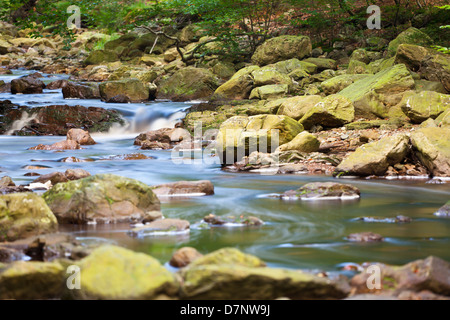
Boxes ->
[302,57,337,71]
[435,109,450,128]
[321,74,370,95]
[249,84,289,100]
[0,261,65,299]
[157,67,220,102]
[99,78,150,103]
[277,131,320,153]
[212,65,259,101]
[387,27,433,57]
[72,245,179,300]
[251,35,312,66]
[276,95,322,120]
[347,59,372,75]
[414,80,447,94]
[43,174,161,224]
[335,134,410,176]
[400,91,450,123]
[0,193,58,242]
[84,49,118,65]
[188,248,265,268]
[251,67,293,87]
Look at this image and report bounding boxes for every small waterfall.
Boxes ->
[107,106,187,135]
[6,112,38,135]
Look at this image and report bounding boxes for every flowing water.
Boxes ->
[1,70,450,273]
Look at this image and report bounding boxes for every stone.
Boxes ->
[152,180,214,197]
[84,49,118,65]
[436,109,450,128]
[335,134,410,176]
[46,79,69,90]
[299,94,355,129]
[43,174,161,224]
[434,201,450,217]
[281,182,360,200]
[62,82,101,99]
[169,247,203,268]
[251,67,292,87]
[276,95,322,120]
[347,232,384,242]
[203,214,264,226]
[72,245,179,299]
[99,78,149,103]
[410,127,450,177]
[277,131,320,153]
[387,27,433,57]
[321,74,370,95]
[400,91,450,123]
[0,193,58,242]
[129,218,190,237]
[11,75,45,94]
[32,172,69,185]
[29,140,81,151]
[212,65,259,100]
[302,57,337,71]
[67,128,96,145]
[251,35,312,66]
[0,261,64,299]
[188,247,265,268]
[249,84,289,100]
[157,67,220,102]
[339,64,415,119]
[64,169,91,181]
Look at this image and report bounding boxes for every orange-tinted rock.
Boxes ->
[67,128,96,145]
[169,247,203,268]
[29,140,81,151]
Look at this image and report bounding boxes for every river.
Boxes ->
[1,70,449,275]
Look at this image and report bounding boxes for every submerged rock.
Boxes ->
[134,128,189,150]
[29,140,81,151]
[203,214,264,226]
[356,215,412,223]
[434,201,450,217]
[282,182,360,200]
[152,180,214,197]
[0,193,58,242]
[346,232,384,242]
[43,174,161,224]
[170,247,203,268]
[72,245,179,300]
[129,218,190,237]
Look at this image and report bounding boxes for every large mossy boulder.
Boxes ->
[268,58,315,74]
[84,49,119,65]
[302,57,337,71]
[410,127,450,177]
[0,261,65,299]
[276,95,323,120]
[251,67,292,87]
[335,134,410,176]
[251,35,312,66]
[249,84,289,100]
[0,193,58,242]
[72,246,179,300]
[387,27,433,57]
[43,174,161,224]
[99,78,149,103]
[299,94,355,129]
[436,109,450,128]
[212,65,259,100]
[217,114,303,163]
[321,74,370,95]
[338,64,415,119]
[188,248,266,268]
[400,91,450,123]
[277,131,320,153]
[157,67,220,102]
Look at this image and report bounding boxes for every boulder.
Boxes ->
[436,109,450,128]
[281,182,360,200]
[276,95,322,120]
[134,128,189,150]
[0,261,64,299]
[299,94,355,129]
[203,214,263,226]
[157,67,220,102]
[410,127,450,177]
[188,247,265,268]
[64,169,91,181]
[0,193,58,242]
[269,58,315,74]
[387,27,433,57]
[169,247,203,268]
[347,232,384,242]
[321,74,370,95]
[335,134,410,176]
[339,64,415,119]
[251,67,292,87]
[152,180,214,197]
[217,114,304,163]
[400,91,450,123]
[32,172,69,185]
[211,61,236,79]
[351,256,450,296]
[11,76,45,94]
[347,59,371,75]
[212,65,259,100]
[62,82,101,99]
[434,201,450,217]
[46,80,69,90]
[277,131,320,153]
[251,35,312,66]
[302,57,337,71]
[67,128,96,145]
[43,174,162,224]
[249,84,289,100]
[99,78,149,103]
[129,218,190,237]
[72,245,179,299]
